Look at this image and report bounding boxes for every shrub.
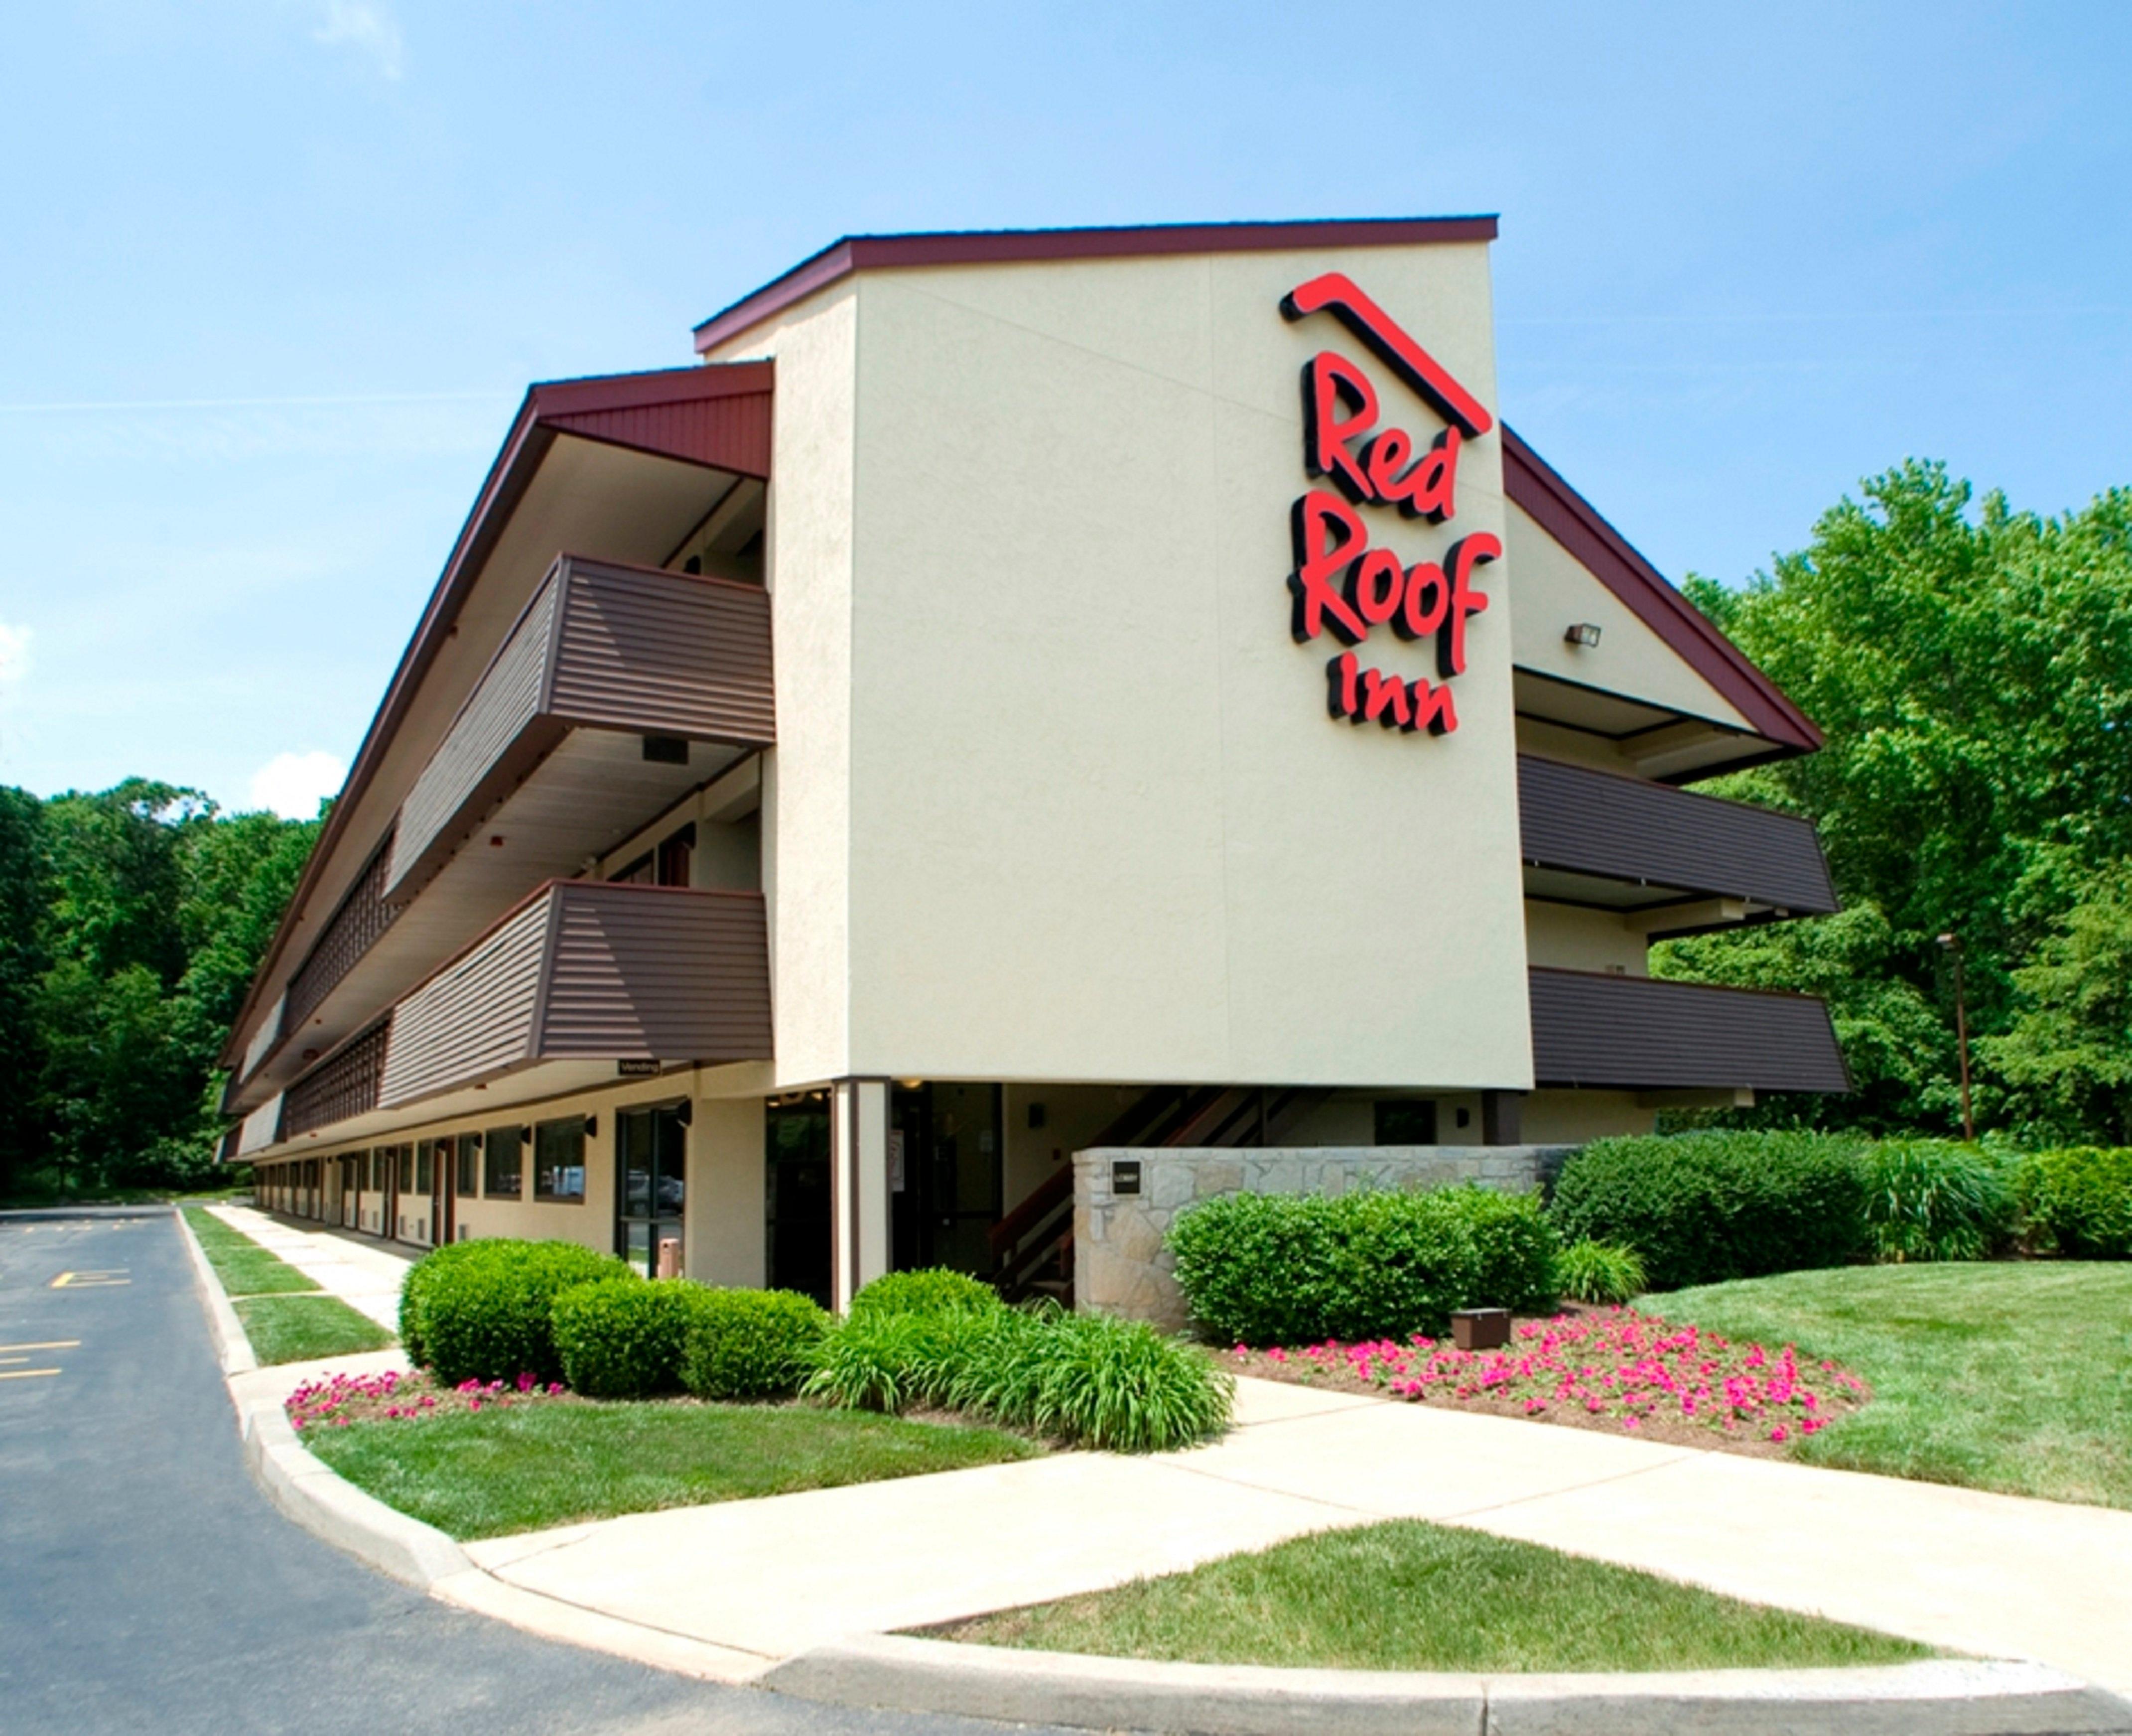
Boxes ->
[399,1239,501,1369]
[1861,1140,2017,1263]
[552,1278,694,1398]
[2017,1146,2132,1258]
[418,1239,634,1385]
[1549,1133,1869,1290]
[847,1267,1003,1322]
[1554,1239,1648,1305]
[1166,1185,1559,1346]
[680,1287,830,1399]
[802,1301,1232,1452]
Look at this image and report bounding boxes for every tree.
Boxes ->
[1661,462,2132,1140]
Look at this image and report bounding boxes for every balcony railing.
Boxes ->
[1517,755,1838,933]
[1528,967,1849,1093]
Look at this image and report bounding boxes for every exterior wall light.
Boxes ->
[1564,622,1602,648]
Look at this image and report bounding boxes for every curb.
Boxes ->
[762,1637,2132,1736]
[174,1205,256,1377]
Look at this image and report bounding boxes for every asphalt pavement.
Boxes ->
[0,1210,1054,1736]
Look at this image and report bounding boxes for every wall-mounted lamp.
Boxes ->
[1564,622,1602,648]
[583,1115,597,1138]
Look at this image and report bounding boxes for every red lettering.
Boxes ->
[1411,677,1458,736]
[1437,533,1500,677]
[1346,547,1404,627]
[1359,428,1411,501]
[1327,651,1361,719]
[1281,271,1494,439]
[1301,353,1377,502]
[1288,491,1369,644]
[1397,560,1449,642]
[1399,426,1460,523]
[1361,667,1413,729]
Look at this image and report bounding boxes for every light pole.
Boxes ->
[1937,932,1975,1141]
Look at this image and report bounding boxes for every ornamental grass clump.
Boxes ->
[1554,1239,1647,1305]
[1860,1140,2017,1263]
[1548,1133,1869,1290]
[1166,1185,1559,1345]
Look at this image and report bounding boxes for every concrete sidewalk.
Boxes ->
[208,1202,412,1333]
[203,1215,2132,1696]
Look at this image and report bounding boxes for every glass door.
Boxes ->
[891,1083,1002,1275]
[765,1093,831,1305]
[617,1105,688,1279]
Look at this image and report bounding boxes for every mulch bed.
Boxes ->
[1226,1305,1871,1460]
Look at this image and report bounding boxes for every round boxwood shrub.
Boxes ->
[1549,1132,1869,1291]
[2017,1146,2132,1258]
[553,1277,693,1398]
[420,1239,634,1385]
[680,1287,830,1399]
[399,1238,501,1369]
[847,1267,1003,1321]
[1166,1185,1559,1346]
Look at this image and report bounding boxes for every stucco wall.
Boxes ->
[1073,1143,1571,1333]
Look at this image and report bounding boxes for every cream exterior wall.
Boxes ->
[1523,899,1648,976]
[1521,1087,1656,1143]
[783,245,1534,1092]
[1505,501,1749,730]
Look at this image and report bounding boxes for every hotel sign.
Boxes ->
[1281,273,1498,736]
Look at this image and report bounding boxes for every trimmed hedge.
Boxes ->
[680,1287,830,1399]
[848,1267,1003,1322]
[2018,1146,2132,1258]
[1550,1132,1868,1291]
[411,1239,634,1385]
[1165,1185,1560,1347]
[553,1277,692,1398]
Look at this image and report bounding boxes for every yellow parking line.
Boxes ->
[49,1270,129,1288]
[0,1368,60,1380]
[0,1340,78,1353]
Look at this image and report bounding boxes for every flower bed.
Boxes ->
[287,1368,569,1430]
[1229,1307,1870,1455]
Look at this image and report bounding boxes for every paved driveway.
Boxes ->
[0,1211,1048,1736]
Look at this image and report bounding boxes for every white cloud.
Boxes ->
[0,621,28,688]
[249,749,346,819]
[313,0,403,78]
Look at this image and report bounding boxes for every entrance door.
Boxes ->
[432,1143,452,1247]
[341,1155,359,1228]
[765,1093,831,1306]
[616,1105,687,1279]
[891,1082,1003,1275]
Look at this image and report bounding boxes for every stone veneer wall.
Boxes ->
[1072,1144,1574,1333]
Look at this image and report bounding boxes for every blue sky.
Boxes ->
[4,1,2129,814]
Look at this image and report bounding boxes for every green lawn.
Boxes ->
[306,1401,1046,1539]
[1652,1262,2132,1510]
[929,1520,1930,1672]
[183,1205,395,1364]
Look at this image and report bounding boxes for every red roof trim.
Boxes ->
[1500,426,1821,753]
[692,215,1499,354]
[221,361,773,1067]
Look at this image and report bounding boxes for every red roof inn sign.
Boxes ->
[1282,273,1499,737]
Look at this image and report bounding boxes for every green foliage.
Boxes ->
[1549,1133,1869,1290]
[679,1287,830,1400]
[1664,465,2132,1143]
[1859,1140,2017,1263]
[847,1266,1004,1321]
[802,1301,1231,1452]
[552,1278,693,1398]
[1164,1186,1561,1346]
[1554,1239,1648,1305]
[398,1238,497,1369]
[413,1239,634,1385]
[0,777,321,1198]
[2015,1147,2132,1258]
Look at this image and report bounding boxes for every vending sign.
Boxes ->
[1280,273,1499,737]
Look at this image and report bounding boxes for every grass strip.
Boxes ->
[306,1401,1044,1539]
[928,1520,1931,1672]
[1652,1262,2132,1510]
[183,1206,321,1296]
[236,1294,396,1364]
